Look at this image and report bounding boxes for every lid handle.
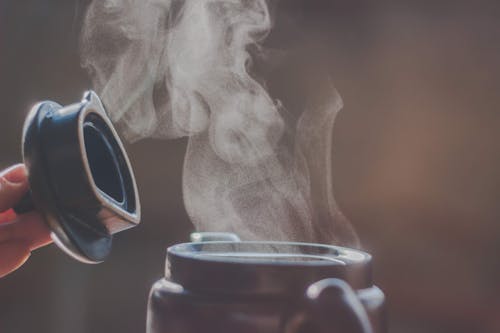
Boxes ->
[13,191,35,214]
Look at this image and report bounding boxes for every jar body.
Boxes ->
[147,278,386,333]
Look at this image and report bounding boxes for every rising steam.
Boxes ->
[81,0,359,247]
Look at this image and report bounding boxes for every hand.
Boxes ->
[0,164,52,278]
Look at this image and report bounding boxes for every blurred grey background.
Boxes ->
[1,0,500,332]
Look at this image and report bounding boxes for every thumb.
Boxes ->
[0,164,29,213]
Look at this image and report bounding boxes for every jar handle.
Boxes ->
[189,232,241,242]
[285,278,374,333]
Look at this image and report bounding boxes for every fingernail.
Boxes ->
[1,165,26,184]
[0,209,17,223]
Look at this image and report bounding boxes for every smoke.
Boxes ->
[81,0,359,247]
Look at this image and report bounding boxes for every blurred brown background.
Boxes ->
[1,0,499,332]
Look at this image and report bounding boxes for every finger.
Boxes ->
[0,240,31,278]
[0,164,29,213]
[0,212,52,250]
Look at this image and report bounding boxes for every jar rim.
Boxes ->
[166,241,373,295]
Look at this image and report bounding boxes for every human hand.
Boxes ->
[0,164,52,278]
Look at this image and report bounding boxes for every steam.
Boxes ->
[81,0,359,247]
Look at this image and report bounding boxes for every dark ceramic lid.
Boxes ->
[18,91,140,263]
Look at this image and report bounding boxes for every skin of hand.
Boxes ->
[0,164,52,278]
